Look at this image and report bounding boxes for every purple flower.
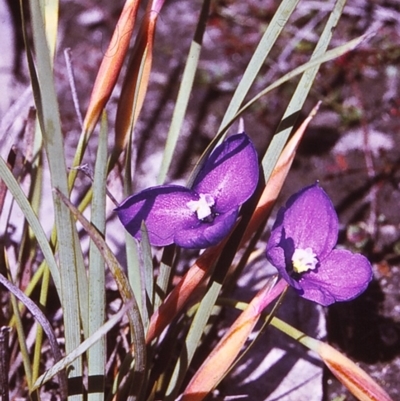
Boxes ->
[266,184,373,306]
[116,133,259,248]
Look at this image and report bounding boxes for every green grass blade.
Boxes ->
[32,265,51,385]
[75,230,89,337]
[261,0,348,181]
[0,271,68,396]
[140,222,153,332]
[41,0,59,62]
[124,127,146,326]
[9,286,33,389]
[164,280,220,401]
[218,0,300,132]
[0,157,61,293]
[32,301,134,391]
[126,235,143,318]
[154,261,172,310]
[55,188,147,399]
[187,0,300,187]
[157,0,211,184]
[232,32,368,132]
[154,246,176,311]
[87,113,108,400]
[28,0,84,396]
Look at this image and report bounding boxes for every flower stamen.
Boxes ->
[187,193,215,220]
[292,247,318,274]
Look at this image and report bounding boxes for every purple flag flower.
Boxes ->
[116,133,259,248]
[266,184,373,306]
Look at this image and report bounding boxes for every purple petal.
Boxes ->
[266,211,291,271]
[174,209,238,248]
[297,249,373,306]
[267,184,339,266]
[193,133,259,213]
[116,185,198,247]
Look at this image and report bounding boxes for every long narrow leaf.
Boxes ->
[32,263,51,384]
[219,0,300,131]
[140,222,153,332]
[29,0,84,395]
[8,278,33,390]
[87,113,108,400]
[188,0,300,185]
[153,245,176,311]
[54,188,147,399]
[157,0,211,184]
[0,157,61,294]
[226,32,369,138]
[261,0,347,182]
[42,0,59,62]
[32,301,134,391]
[0,273,67,397]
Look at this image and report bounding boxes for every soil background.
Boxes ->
[1,0,400,400]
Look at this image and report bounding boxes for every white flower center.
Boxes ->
[187,193,215,220]
[292,247,318,274]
